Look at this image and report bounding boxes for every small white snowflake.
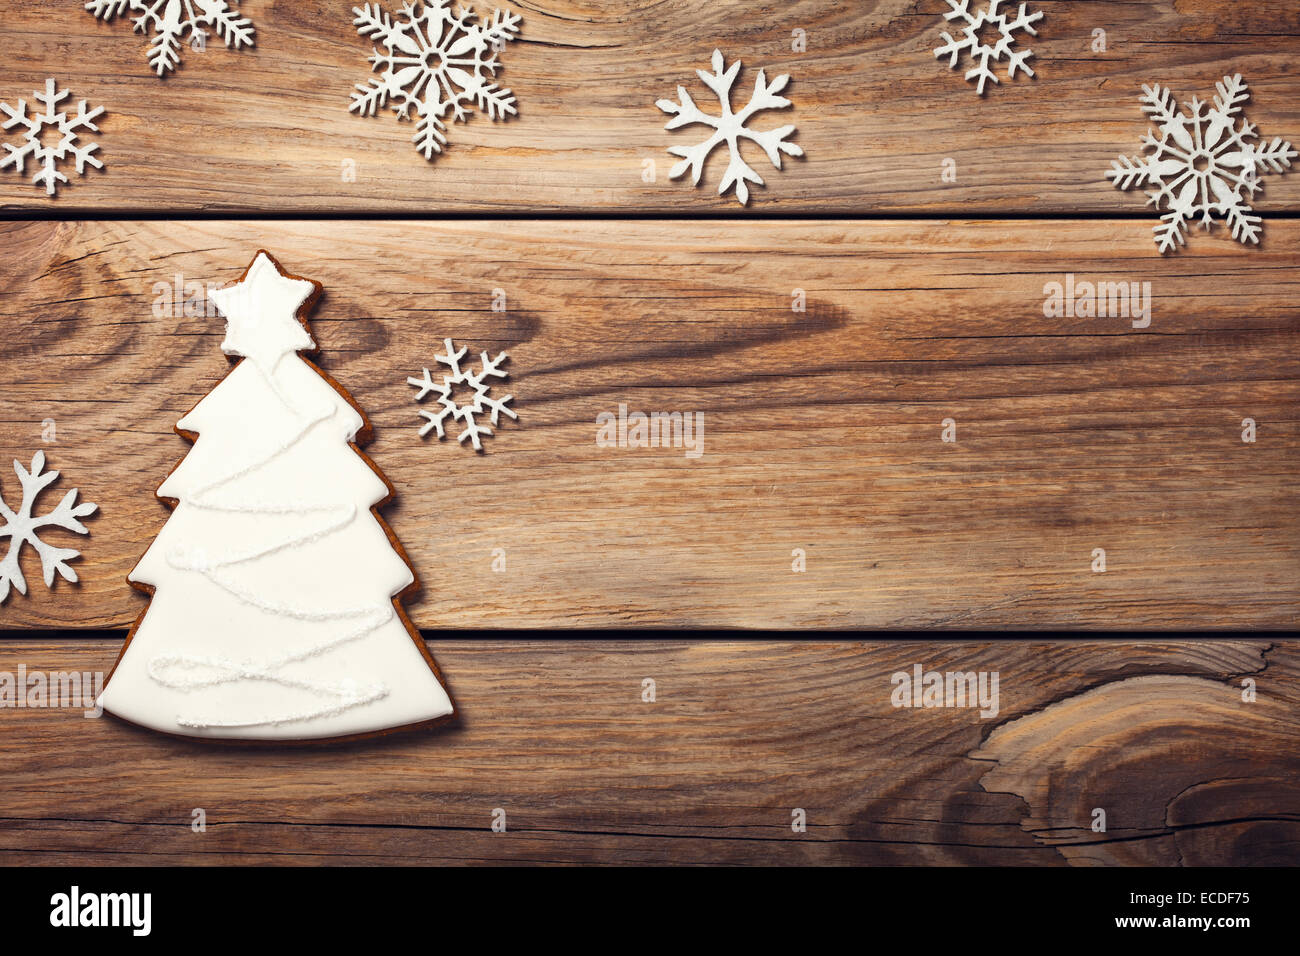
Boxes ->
[0,452,97,604]
[349,1,522,162]
[1107,74,1297,254]
[0,79,105,197]
[408,339,516,450]
[934,0,1042,95]
[656,49,803,206]
[84,0,255,77]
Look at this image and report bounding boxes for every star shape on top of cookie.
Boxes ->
[210,252,320,373]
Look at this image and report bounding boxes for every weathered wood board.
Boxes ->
[0,1,1297,214]
[0,638,1293,865]
[1,0,1297,869]
[1,219,1296,631]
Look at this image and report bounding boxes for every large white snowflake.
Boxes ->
[656,49,802,206]
[0,452,98,604]
[84,0,255,77]
[1107,74,1297,254]
[0,79,104,197]
[349,1,522,162]
[408,339,517,450]
[934,0,1042,95]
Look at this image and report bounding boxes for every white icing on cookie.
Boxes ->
[98,253,453,740]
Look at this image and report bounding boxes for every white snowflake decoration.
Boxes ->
[0,452,97,604]
[1107,74,1297,254]
[408,339,516,450]
[84,0,255,77]
[0,79,104,197]
[934,0,1042,96]
[349,1,522,162]
[656,49,802,206]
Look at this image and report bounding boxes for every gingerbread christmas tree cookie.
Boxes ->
[98,252,453,741]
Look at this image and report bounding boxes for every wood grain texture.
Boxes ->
[1,1,1298,870]
[1,218,1297,630]
[0,1,1298,214]
[0,638,1293,865]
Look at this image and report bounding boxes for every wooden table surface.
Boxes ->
[0,0,1297,865]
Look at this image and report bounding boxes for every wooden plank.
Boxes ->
[0,638,1292,865]
[1,218,1298,630]
[0,1,1298,214]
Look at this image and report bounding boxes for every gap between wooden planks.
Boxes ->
[0,218,1296,630]
[0,1,1298,215]
[0,638,1294,865]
